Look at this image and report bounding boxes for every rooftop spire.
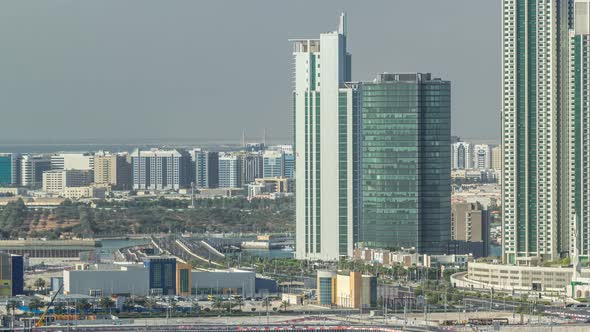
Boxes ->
[338,12,347,36]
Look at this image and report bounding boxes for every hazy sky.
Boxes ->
[0,1,500,144]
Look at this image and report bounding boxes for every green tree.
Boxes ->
[191,301,201,314]
[169,299,178,317]
[75,299,91,314]
[280,300,290,312]
[77,206,96,237]
[99,297,115,312]
[28,299,43,311]
[33,278,46,290]
[212,297,225,311]
[123,298,134,312]
[54,302,66,315]
[6,300,18,316]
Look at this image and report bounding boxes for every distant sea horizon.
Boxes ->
[0,137,292,154]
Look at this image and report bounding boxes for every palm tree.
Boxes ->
[28,299,43,312]
[191,301,200,314]
[144,298,157,312]
[54,302,66,315]
[212,297,224,312]
[280,300,290,312]
[262,297,271,315]
[224,301,236,313]
[7,300,18,317]
[234,297,244,312]
[99,297,115,313]
[169,299,178,317]
[123,298,134,312]
[76,299,91,315]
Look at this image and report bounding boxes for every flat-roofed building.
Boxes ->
[131,149,191,191]
[192,149,219,189]
[491,145,502,171]
[94,152,131,190]
[63,186,107,200]
[43,169,93,193]
[64,265,149,296]
[460,262,586,294]
[51,153,94,170]
[192,268,256,297]
[451,202,490,242]
[0,254,23,296]
[0,153,20,186]
[318,270,376,309]
[176,263,192,296]
[218,153,242,188]
[20,155,51,188]
[0,239,99,258]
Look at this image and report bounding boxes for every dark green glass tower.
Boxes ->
[360,73,451,254]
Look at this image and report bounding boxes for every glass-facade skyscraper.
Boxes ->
[0,154,17,186]
[360,73,451,254]
[293,16,452,260]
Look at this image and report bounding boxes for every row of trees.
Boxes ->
[0,196,295,239]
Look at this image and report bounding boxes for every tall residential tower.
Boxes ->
[293,14,358,260]
[502,0,590,263]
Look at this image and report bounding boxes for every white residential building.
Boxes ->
[218,153,242,188]
[293,14,356,260]
[451,142,471,169]
[502,0,590,263]
[131,149,191,191]
[51,153,94,170]
[42,169,93,193]
[473,144,492,170]
[20,155,51,187]
[262,150,284,178]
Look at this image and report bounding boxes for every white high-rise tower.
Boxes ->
[292,14,358,260]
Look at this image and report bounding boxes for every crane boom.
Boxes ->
[35,282,64,327]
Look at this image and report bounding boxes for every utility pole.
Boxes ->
[423,295,427,324]
[190,182,195,209]
[384,296,387,323]
[444,288,447,313]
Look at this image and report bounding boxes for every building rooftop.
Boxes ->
[0,239,100,248]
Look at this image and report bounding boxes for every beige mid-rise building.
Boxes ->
[63,186,107,200]
[94,153,131,190]
[491,145,502,171]
[451,202,488,242]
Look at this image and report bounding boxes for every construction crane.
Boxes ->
[35,283,64,327]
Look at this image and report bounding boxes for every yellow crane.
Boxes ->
[35,283,64,327]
